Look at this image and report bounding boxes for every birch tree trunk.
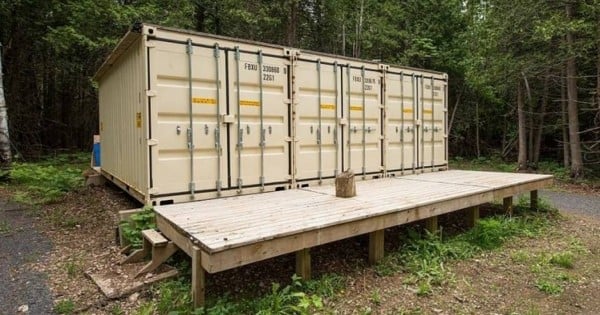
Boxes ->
[565,3,584,178]
[0,42,12,171]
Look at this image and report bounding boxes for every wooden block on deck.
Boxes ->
[335,170,356,198]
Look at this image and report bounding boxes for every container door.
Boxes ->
[228,48,290,190]
[342,66,383,177]
[432,78,447,166]
[385,72,417,173]
[420,77,445,169]
[149,40,228,197]
[295,60,342,182]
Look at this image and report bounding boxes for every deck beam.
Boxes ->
[368,230,385,264]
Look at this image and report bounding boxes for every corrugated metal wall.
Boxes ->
[96,24,448,205]
[98,37,148,198]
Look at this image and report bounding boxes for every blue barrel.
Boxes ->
[93,142,101,166]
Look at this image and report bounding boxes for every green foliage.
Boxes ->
[535,279,563,295]
[369,289,381,305]
[65,260,80,278]
[0,220,10,235]
[10,154,85,205]
[54,299,75,314]
[549,251,575,269]
[141,273,343,314]
[109,304,125,315]
[120,206,156,248]
[374,209,555,295]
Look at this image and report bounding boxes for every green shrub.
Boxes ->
[535,279,563,295]
[10,161,83,204]
[120,206,156,248]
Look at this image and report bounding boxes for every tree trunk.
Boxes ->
[561,71,570,168]
[597,32,600,110]
[533,74,548,165]
[517,81,527,170]
[287,0,298,46]
[475,102,480,158]
[565,3,584,178]
[0,42,12,172]
[522,74,534,164]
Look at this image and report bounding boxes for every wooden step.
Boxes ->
[142,229,168,247]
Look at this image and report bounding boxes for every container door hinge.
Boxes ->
[147,139,159,146]
[146,90,157,97]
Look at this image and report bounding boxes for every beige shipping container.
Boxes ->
[94,23,447,205]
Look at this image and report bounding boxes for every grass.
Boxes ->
[535,279,563,295]
[526,248,578,295]
[65,260,80,278]
[0,219,10,235]
[374,200,557,295]
[369,289,381,305]
[8,152,88,205]
[54,299,75,314]
[135,273,344,315]
[549,251,575,269]
[109,304,125,315]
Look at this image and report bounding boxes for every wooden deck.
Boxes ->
[152,170,553,306]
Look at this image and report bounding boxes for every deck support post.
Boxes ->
[425,216,438,234]
[466,205,480,228]
[368,230,385,264]
[503,196,513,215]
[192,246,205,308]
[530,190,538,211]
[296,248,311,280]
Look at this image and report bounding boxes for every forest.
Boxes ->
[0,0,599,178]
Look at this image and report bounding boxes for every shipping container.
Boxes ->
[94,23,447,205]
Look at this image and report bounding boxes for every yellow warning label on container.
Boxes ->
[320,104,335,110]
[423,109,433,114]
[403,108,413,113]
[240,100,260,107]
[192,97,216,105]
[136,112,142,128]
[350,105,363,111]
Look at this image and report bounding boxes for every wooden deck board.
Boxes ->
[154,170,552,259]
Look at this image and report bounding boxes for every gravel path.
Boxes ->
[0,200,53,315]
[540,189,600,218]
